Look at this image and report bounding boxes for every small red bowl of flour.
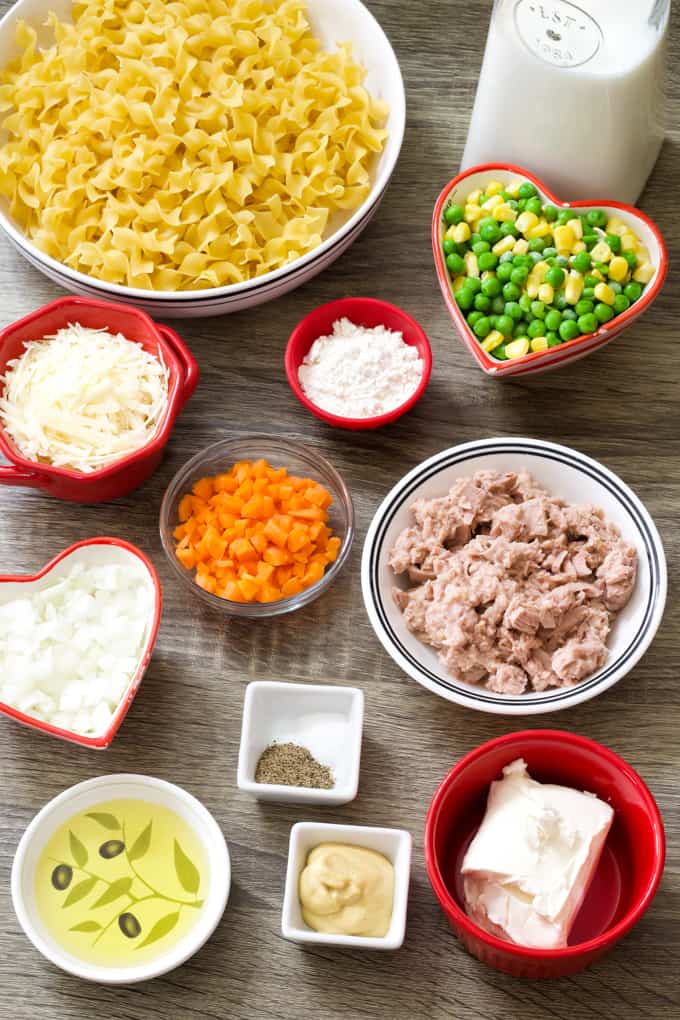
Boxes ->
[285,298,432,430]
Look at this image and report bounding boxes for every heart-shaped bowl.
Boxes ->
[0,538,162,748]
[432,163,668,377]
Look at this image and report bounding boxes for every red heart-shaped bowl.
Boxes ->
[0,537,162,748]
[432,164,668,377]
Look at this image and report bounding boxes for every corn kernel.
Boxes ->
[485,180,504,196]
[572,241,587,254]
[538,283,554,304]
[554,225,576,253]
[526,219,552,239]
[567,218,583,240]
[592,268,604,281]
[565,270,584,304]
[516,211,539,235]
[481,270,494,282]
[452,222,471,244]
[608,256,629,282]
[482,194,503,211]
[467,189,482,205]
[621,231,638,251]
[606,216,627,236]
[464,251,480,277]
[512,238,529,255]
[492,235,517,256]
[526,281,539,299]
[530,337,548,352]
[594,282,615,305]
[505,337,530,359]
[532,261,550,284]
[590,241,612,262]
[633,262,655,284]
[465,206,483,226]
[495,203,517,222]
[452,275,466,293]
[637,244,650,263]
[481,330,504,352]
[505,179,523,198]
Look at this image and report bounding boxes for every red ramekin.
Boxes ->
[285,297,432,430]
[0,296,199,502]
[425,730,665,979]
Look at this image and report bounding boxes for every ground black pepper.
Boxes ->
[254,742,334,789]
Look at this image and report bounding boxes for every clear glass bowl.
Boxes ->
[159,435,355,618]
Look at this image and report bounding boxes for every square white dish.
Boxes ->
[281,821,412,950]
[237,681,363,805]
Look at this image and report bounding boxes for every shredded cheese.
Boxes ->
[0,323,169,472]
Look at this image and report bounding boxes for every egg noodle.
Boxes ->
[0,0,388,290]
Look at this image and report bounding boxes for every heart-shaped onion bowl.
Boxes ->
[0,538,162,748]
[432,164,668,377]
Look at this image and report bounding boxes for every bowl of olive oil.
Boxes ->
[11,775,230,983]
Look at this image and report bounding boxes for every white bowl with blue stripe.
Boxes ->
[361,438,667,716]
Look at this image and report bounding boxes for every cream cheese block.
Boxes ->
[462,758,614,949]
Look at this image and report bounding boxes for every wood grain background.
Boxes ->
[1,1,678,1017]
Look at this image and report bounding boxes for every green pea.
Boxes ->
[546,266,565,288]
[443,238,456,256]
[500,221,519,238]
[478,252,499,272]
[578,313,598,334]
[575,299,593,316]
[494,344,508,360]
[559,319,580,342]
[526,197,543,216]
[507,199,519,211]
[489,316,499,329]
[582,287,595,301]
[444,203,464,226]
[481,275,502,298]
[505,301,523,321]
[542,246,558,259]
[496,262,513,283]
[594,261,610,276]
[470,233,482,246]
[518,182,537,199]
[557,208,572,225]
[467,277,482,294]
[562,308,577,321]
[491,294,505,313]
[586,209,607,228]
[480,222,501,244]
[528,237,546,252]
[584,274,600,289]
[510,266,529,285]
[553,292,568,310]
[583,233,599,249]
[473,316,491,338]
[456,288,474,311]
[624,281,642,302]
[527,319,545,339]
[513,320,528,337]
[531,300,546,319]
[472,240,490,256]
[623,251,638,269]
[609,281,622,295]
[446,252,465,275]
[606,233,622,254]
[595,302,614,323]
[543,204,558,222]
[519,293,532,313]
[478,193,488,205]
[517,198,527,211]
[544,309,562,331]
[572,252,591,274]
[496,314,514,336]
[512,254,532,267]
[502,282,521,302]
[613,293,631,314]
[499,250,515,263]
[500,190,512,201]
[529,252,544,264]
[467,310,483,327]
[555,255,569,268]
[474,293,491,312]
[547,332,561,347]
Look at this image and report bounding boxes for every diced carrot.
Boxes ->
[287,526,309,553]
[192,477,214,500]
[230,537,258,562]
[281,577,303,597]
[176,547,196,569]
[251,530,268,555]
[178,494,194,522]
[263,518,288,548]
[326,536,341,561]
[305,485,333,509]
[256,561,275,581]
[289,506,325,521]
[263,545,290,567]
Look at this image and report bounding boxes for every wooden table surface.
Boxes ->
[1,2,679,1017]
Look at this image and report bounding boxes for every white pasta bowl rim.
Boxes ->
[0,0,406,304]
[11,774,230,984]
[361,437,667,716]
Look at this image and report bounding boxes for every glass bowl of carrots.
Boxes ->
[159,435,355,617]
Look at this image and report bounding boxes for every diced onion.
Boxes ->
[0,323,169,472]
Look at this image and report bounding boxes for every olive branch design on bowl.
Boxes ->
[48,811,204,951]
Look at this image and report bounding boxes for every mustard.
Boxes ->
[299,843,394,938]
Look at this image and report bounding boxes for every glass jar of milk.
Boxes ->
[462,0,670,204]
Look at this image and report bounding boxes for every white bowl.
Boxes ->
[281,821,411,950]
[237,681,363,805]
[0,0,405,317]
[12,775,230,984]
[361,437,667,716]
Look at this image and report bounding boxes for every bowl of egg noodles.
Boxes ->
[0,0,405,317]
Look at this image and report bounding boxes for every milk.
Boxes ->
[462,0,670,204]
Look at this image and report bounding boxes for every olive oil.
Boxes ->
[35,799,207,967]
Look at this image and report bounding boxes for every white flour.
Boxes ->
[298,318,424,419]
